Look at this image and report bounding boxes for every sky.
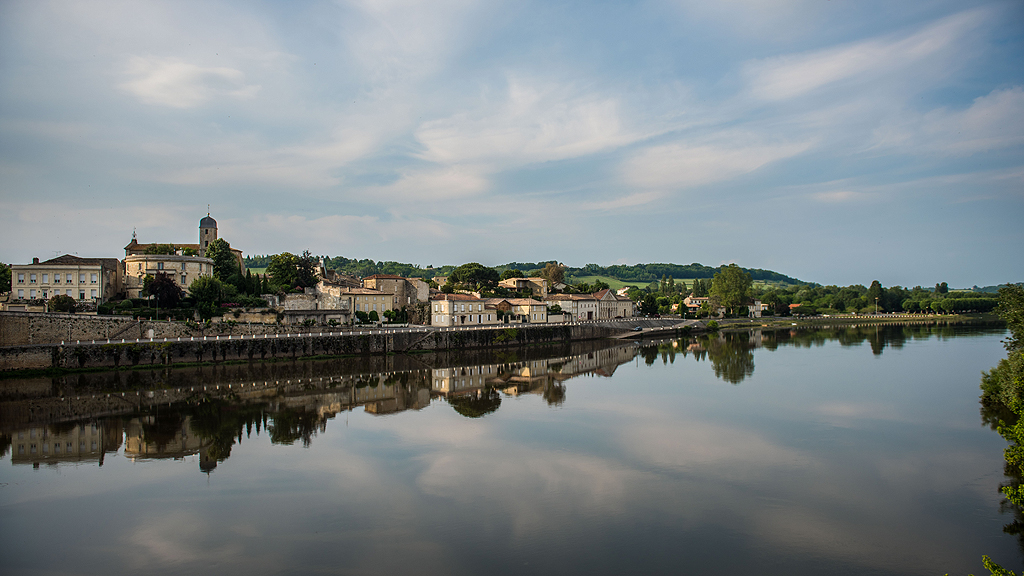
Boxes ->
[0,0,1021,288]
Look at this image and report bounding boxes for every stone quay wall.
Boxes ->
[0,320,687,372]
[0,311,320,347]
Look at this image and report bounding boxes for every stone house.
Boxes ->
[498,277,548,298]
[430,293,500,327]
[9,255,123,307]
[545,293,600,321]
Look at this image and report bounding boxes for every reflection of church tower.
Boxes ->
[199,212,218,257]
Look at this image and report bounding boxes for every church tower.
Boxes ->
[199,212,218,257]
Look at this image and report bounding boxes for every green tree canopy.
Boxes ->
[144,244,177,255]
[206,238,239,282]
[189,276,226,319]
[541,262,565,286]
[0,262,10,292]
[49,294,76,313]
[710,264,752,313]
[450,262,499,288]
[267,252,299,289]
[500,268,524,280]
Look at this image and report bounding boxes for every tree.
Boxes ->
[144,244,177,255]
[0,262,10,292]
[146,271,183,308]
[206,238,239,282]
[296,250,319,288]
[541,262,565,286]
[710,264,752,314]
[935,282,949,295]
[49,294,76,313]
[189,276,226,319]
[500,268,524,280]
[640,293,658,316]
[267,252,299,290]
[450,262,499,288]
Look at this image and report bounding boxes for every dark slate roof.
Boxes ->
[41,255,119,267]
[200,215,217,228]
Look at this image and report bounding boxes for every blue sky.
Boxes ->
[1,0,1021,287]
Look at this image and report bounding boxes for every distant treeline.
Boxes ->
[242,256,803,285]
[559,262,801,284]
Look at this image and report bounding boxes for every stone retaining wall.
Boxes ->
[1,320,687,372]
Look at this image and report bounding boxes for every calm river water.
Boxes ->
[0,323,1018,575]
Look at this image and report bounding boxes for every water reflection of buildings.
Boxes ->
[431,344,640,399]
[124,415,218,471]
[11,421,122,467]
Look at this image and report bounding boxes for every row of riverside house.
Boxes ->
[2,213,637,324]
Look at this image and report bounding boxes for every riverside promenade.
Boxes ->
[0,318,692,372]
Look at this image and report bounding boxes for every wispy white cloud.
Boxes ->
[621,137,811,190]
[743,9,988,101]
[416,77,639,168]
[872,85,1024,156]
[120,56,261,108]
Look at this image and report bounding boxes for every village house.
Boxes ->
[545,293,600,321]
[7,255,123,309]
[497,277,548,298]
[491,298,549,323]
[593,289,636,319]
[362,274,430,308]
[430,293,500,327]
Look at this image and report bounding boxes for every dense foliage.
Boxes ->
[977,284,1024,576]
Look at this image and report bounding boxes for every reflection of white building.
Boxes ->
[11,421,122,465]
[432,364,502,395]
[124,416,207,461]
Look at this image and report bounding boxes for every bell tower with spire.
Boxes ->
[199,208,218,257]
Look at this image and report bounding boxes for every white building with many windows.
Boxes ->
[8,255,123,307]
[430,294,501,327]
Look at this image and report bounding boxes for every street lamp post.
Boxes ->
[875,297,878,315]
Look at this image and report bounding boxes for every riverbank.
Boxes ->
[0,319,687,374]
[713,312,1000,331]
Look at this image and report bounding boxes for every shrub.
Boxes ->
[706,320,720,331]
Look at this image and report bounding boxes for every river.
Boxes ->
[0,323,1017,575]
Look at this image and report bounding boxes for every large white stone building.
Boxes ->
[8,255,123,308]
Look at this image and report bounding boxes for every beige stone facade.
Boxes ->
[10,255,123,306]
[498,277,548,297]
[545,294,600,321]
[593,289,636,319]
[124,254,214,298]
[362,275,430,308]
[491,298,548,323]
[430,294,500,327]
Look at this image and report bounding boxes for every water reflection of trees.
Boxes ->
[447,389,502,418]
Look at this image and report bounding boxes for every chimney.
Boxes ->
[32,257,39,264]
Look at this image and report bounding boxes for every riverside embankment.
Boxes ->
[0,318,690,372]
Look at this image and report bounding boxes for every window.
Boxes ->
[65,274,72,283]
[17,289,23,298]
[90,273,97,283]
[41,290,47,299]
[17,273,24,283]
[79,291,85,300]
[42,274,48,283]
[181,262,186,271]
[29,273,36,283]
[157,262,164,270]
[91,289,97,299]
[30,289,36,298]
[79,274,85,284]
[181,275,187,285]
[53,274,60,284]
